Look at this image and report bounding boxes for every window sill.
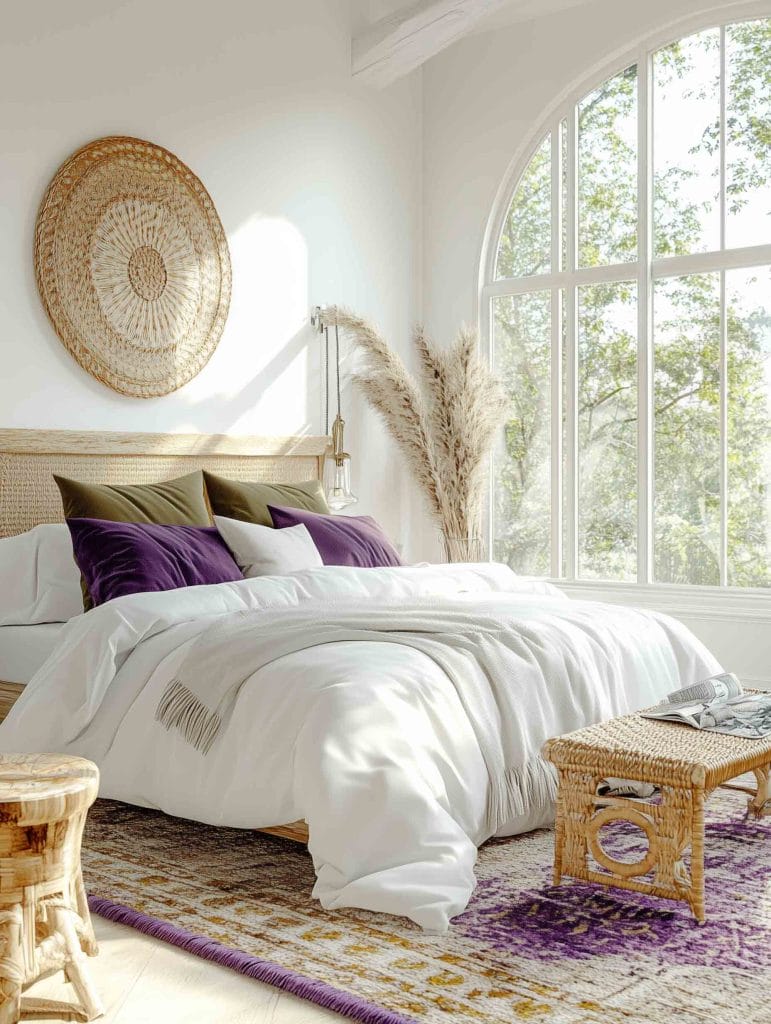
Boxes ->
[550,578,771,622]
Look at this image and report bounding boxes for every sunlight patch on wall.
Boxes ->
[181,215,311,432]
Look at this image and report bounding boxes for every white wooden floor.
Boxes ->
[25,916,345,1023]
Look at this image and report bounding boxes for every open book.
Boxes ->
[642,673,771,739]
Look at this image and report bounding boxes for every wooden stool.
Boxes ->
[0,754,103,1023]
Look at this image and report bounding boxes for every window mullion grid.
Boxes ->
[652,243,771,279]
[550,127,563,577]
[484,14,771,591]
[637,49,654,584]
[564,107,579,580]
[719,26,729,586]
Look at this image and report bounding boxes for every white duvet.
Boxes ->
[0,563,719,931]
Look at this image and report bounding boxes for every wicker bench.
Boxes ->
[543,709,771,924]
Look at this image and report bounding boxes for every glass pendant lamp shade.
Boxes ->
[325,413,357,510]
[325,453,357,510]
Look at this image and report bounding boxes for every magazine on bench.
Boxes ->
[642,673,771,738]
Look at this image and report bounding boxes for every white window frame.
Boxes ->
[479,3,771,610]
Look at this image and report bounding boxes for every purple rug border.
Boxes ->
[88,895,418,1024]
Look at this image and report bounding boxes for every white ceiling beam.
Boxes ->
[352,0,512,88]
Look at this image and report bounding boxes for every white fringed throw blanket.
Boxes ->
[156,600,560,836]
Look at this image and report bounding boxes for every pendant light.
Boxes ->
[323,322,357,510]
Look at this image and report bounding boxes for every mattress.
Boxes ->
[0,623,65,685]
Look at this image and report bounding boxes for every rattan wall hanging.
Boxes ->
[34,136,231,398]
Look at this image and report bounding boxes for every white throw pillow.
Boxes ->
[214,515,323,578]
[0,523,83,625]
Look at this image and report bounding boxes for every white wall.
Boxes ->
[0,0,426,557]
[420,0,771,682]
[5,0,771,671]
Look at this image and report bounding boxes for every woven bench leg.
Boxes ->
[559,768,601,884]
[652,782,706,924]
[689,787,706,925]
[748,764,771,819]
[553,771,566,885]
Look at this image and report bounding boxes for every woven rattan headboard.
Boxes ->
[0,429,330,537]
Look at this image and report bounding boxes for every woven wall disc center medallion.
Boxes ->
[127,246,168,301]
[34,137,231,398]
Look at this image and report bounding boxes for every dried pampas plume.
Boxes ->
[329,307,507,549]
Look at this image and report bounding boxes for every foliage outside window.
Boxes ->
[489,18,771,589]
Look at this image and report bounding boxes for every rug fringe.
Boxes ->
[88,895,418,1024]
[155,680,221,754]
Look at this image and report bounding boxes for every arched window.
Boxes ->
[486,18,771,589]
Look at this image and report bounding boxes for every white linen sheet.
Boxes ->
[0,622,65,684]
[0,524,82,626]
[0,563,720,932]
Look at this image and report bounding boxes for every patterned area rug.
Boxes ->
[83,790,770,1024]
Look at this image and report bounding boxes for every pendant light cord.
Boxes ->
[323,326,330,435]
[335,324,342,417]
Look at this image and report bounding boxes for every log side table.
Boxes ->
[0,753,103,1023]
[543,710,771,924]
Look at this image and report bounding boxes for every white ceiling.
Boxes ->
[352,0,599,37]
[351,0,602,87]
[471,0,601,31]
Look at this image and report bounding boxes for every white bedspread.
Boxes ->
[0,563,719,931]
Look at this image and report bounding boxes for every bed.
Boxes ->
[0,428,722,931]
[0,624,63,720]
[0,428,325,838]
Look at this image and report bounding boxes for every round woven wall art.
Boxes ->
[34,136,231,398]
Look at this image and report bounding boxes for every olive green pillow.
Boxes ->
[202,471,329,527]
[54,470,213,611]
[54,470,212,527]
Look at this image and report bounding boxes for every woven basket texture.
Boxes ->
[34,136,231,398]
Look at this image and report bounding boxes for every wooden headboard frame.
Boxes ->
[0,429,331,537]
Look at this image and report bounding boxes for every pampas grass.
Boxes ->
[329,307,507,555]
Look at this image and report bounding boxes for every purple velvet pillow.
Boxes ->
[268,505,402,568]
[66,517,244,607]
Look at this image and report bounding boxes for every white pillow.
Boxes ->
[214,515,323,578]
[0,524,83,625]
